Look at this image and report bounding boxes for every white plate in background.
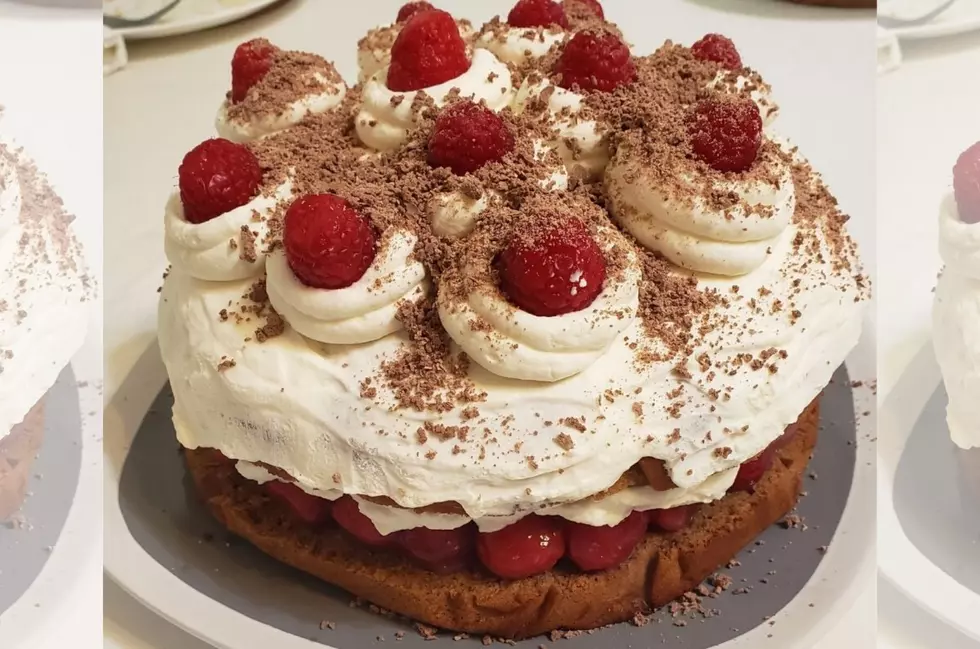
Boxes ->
[104,0,286,39]
[880,0,980,39]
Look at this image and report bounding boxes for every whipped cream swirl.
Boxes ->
[164,178,293,282]
[606,141,795,276]
[709,70,779,128]
[216,73,347,143]
[934,192,980,449]
[475,25,566,66]
[438,226,640,382]
[356,48,514,152]
[266,229,428,345]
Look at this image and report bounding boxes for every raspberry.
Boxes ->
[730,446,776,493]
[399,525,476,573]
[396,1,435,22]
[507,0,568,28]
[498,218,606,317]
[283,194,376,290]
[563,0,604,19]
[954,141,980,224]
[266,481,331,525]
[331,496,395,546]
[688,98,762,173]
[387,9,470,92]
[231,38,277,103]
[691,33,742,70]
[553,30,635,93]
[427,101,515,175]
[566,511,646,572]
[650,505,696,532]
[477,515,566,579]
[178,138,262,224]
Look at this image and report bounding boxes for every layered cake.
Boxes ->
[158,0,869,637]
[0,138,92,520]
[934,141,980,451]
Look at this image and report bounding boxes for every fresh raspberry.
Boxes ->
[477,515,566,579]
[730,446,776,493]
[690,33,742,69]
[954,141,980,224]
[178,138,262,224]
[553,30,635,93]
[283,194,376,290]
[266,481,331,525]
[396,1,435,22]
[331,496,395,547]
[427,101,515,175]
[498,218,606,317]
[230,38,277,103]
[507,0,568,28]
[387,9,470,92]
[399,525,476,573]
[650,505,696,532]
[566,511,646,572]
[688,98,762,173]
[563,0,604,19]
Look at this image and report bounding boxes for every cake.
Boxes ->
[0,135,92,520]
[934,140,980,451]
[158,0,869,638]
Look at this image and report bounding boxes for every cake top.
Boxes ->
[159,1,868,520]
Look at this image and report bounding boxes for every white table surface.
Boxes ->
[876,29,980,649]
[0,3,103,649]
[103,1,875,647]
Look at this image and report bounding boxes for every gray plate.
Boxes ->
[0,367,83,614]
[119,365,856,647]
[894,384,980,594]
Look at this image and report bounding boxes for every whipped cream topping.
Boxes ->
[356,48,514,152]
[164,178,293,282]
[934,192,980,449]
[515,78,609,179]
[215,73,347,143]
[236,459,737,535]
[605,140,795,277]
[0,146,89,440]
[265,229,428,345]
[709,70,779,129]
[357,20,476,84]
[437,226,641,382]
[476,25,566,66]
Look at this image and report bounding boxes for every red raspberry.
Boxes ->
[396,1,435,22]
[688,98,762,173]
[266,481,331,525]
[178,138,262,224]
[507,0,568,28]
[954,141,980,224]
[427,101,515,175]
[563,0,604,19]
[566,511,646,572]
[477,515,566,579]
[690,33,743,70]
[231,38,277,103]
[730,446,776,493]
[498,218,606,317]
[399,525,476,573]
[553,30,635,93]
[331,496,395,547]
[283,194,376,290]
[387,9,470,92]
[650,505,696,532]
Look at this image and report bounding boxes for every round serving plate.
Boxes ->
[877,340,980,642]
[104,0,290,40]
[879,0,980,39]
[102,1,876,646]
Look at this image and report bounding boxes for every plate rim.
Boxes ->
[103,329,876,649]
[109,0,284,40]
[876,340,980,642]
[884,9,980,39]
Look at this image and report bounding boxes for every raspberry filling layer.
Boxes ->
[224,425,798,580]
